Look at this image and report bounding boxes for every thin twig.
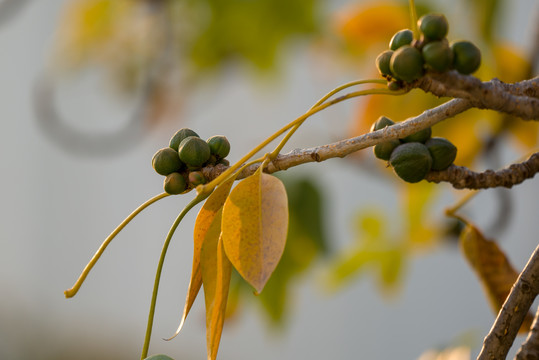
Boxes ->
[202,98,472,181]
[515,307,539,360]
[477,244,539,360]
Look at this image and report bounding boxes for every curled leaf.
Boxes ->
[200,211,232,360]
[460,224,533,333]
[167,176,235,340]
[222,170,288,294]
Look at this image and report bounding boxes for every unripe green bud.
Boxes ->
[376,50,394,77]
[425,137,457,170]
[389,29,413,50]
[188,171,206,186]
[422,40,453,72]
[169,128,199,151]
[152,147,183,176]
[164,172,187,195]
[370,116,395,132]
[402,127,432,143]
[206,135,231,159]
[390,45,424,82]
[178,136,211,169]
[389,142,433,183]
[451,40,481,74]
[418,14,448,41]
[374,139,401,161]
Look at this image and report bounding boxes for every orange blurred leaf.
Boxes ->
[459,224,533,333]
[334,2,409,52]
[222,169,288,293]
[200,211,232,360]
[169,176,235,339]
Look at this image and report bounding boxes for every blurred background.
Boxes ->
[0,0,538,359]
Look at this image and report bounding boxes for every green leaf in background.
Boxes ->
[325,210,405,294]
[186,0,320,70]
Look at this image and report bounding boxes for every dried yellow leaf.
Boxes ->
[460,224,533,333]
[222,171,288,293]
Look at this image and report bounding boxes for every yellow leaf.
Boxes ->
[169,177,235,339]
[459,224,533,333]
[222,170,288,294]
[200,211,232,360]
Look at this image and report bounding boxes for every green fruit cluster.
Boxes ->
[370,116,457,183]
[151,128,231,194]
[376,13,481,85]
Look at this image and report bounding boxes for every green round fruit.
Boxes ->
[169,128,199,151]
[451,40,481,74]
[188,171,206,186]
[376,50,394,77]
[206,135,230,159]
[178,136,211,169]
[163,172,187,195]
[425,137,457,170]
[389,29,414,50]
[390,45,424,82]
[402,126,432,143]
[152,147,183,176]
[389,142,433,183]
[144,354,176,360]
[418,14,448,41]
[374,139,401,161]
[370,116,395,132]
[422,40,453,72]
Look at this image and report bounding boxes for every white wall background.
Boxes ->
[0,1,537,359]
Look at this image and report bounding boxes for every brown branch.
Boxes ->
[425,153,539,189]
[202,98,472,181]
[477,244,539,360]
[203,99,538,191]
[515,307,539,360]
[414,73,539,120]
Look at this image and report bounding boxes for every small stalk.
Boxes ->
[409,0,419,40]
[64,192,170,298]
[141,192,210,360]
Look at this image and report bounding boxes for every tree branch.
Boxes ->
[515,307,539,360]
[425,153,539,189]
[477,244,539,360]
[202,99,538,191]
[202,98,472,181]
[415,74,539,120]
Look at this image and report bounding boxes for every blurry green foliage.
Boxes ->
[184,0,320,70]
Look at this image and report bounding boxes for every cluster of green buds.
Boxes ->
[371,116,457,183]
[152,128,231,194]
[376,13,481,87]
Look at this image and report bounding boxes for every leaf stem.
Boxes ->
[141,192,210,360]
[64,192,170,298]
[269,79,387,159]
[200,85,406,194]
[409,0,419,40]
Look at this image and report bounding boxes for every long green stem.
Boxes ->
[270,79,386,159]
[409,0,419,39]
[64,192,170,298]
[141,193,210,360]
